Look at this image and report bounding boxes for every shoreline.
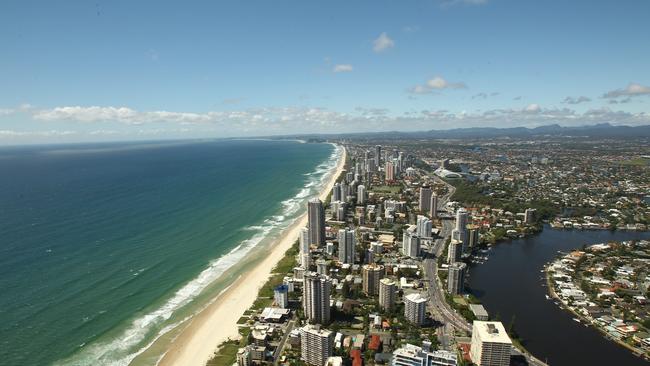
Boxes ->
[544,260,650,361]
[154,144,346,366]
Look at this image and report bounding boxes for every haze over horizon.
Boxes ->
[2,0,650,144]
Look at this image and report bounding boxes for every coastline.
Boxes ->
[154,144,346,366]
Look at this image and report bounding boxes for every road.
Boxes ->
[421,174,549,366]
[273,319,295,365]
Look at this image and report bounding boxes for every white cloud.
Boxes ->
[427,76,466,89]
[0,108,14,116]
[333,64,353,73]
[409,76,467,94]
[373,32,394,53]
[562,96,591,104]
[603,83,650,98]
[26,104,650,136]
[524,103,541,113]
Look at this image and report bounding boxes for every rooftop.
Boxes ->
[472,321,512,344]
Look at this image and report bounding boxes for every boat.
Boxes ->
[573,318,581,323]
[545,295,550,300]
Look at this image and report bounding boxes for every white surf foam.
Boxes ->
[54,143,343,366]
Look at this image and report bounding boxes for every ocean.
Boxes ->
[0,139,339,366]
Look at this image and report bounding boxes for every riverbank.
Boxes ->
[154,145,347,366]
[544,243,650,361]
[469,227,650,366]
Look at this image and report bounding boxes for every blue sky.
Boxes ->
[1,0,649,143]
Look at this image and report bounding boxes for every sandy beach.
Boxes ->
[156,145,346,366]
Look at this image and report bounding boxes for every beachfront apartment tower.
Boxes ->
[337,228,356,264]
[300,324,334,366]
[404,293,427,325]
[299,227,311,268]
[379,278,396,311]
[308,198,326,247]
[303,272,331,324]
[274,284,289,308]
[470,321,512,366]
[419,186,432,213]
[362,264,385,296]
[447,262,467,295]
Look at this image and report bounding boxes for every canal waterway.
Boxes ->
[468,226,650,366]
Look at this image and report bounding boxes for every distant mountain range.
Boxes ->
[282,123,650,140]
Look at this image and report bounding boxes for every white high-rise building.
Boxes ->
[303,272,331,324]
[416,215,432,238]
[274,284,289,308]
[362,264,384,296]
[429,194,438,218]
[308,198,326,247]
[404,293,427,325]
[337,228,356,264]
[392,343,457,366]
[402,228,420,258]
[357,185,366,205]
[453,207,469,252]
[524,208,536,225]
[379,278,396,311]
[455,207,468,231]
[447,240,462,264]
[447,262,466,295]
[419,186,432,213]
[299,227,311,268]
[300,324,334,366]
[470,321,512,366]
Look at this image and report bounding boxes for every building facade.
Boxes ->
[470,321,512,366]
[419,186,432,213]
[447,262,467,295]
[308,198,326,247]
[362,264,385,296]
[301,324,334,366]
[404,293,427,325]
[379,278,396,311]
[303,272,331,324]
[338,228,356,264]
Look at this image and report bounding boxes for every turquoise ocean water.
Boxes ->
[0,139,338,366]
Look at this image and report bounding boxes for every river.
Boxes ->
[468,225,650,366]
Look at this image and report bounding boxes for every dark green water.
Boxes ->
[0,139,337,365]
